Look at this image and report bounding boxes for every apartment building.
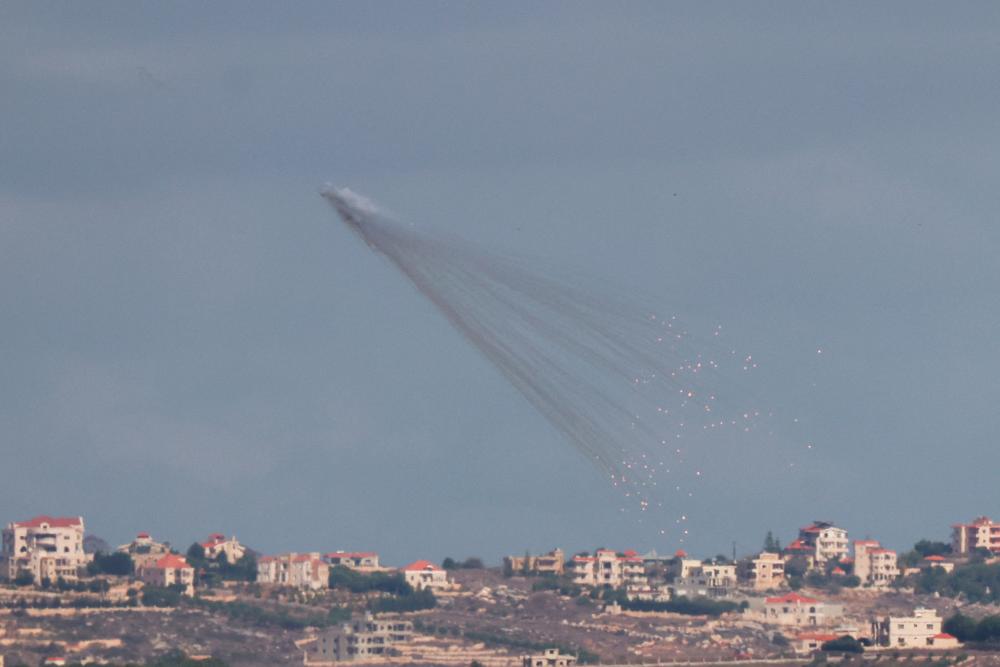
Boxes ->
[116,532,171,571]
[200,533,246,563]
[504,548,566,576]
[750,552,786,590]
[257,553,330,590]
[952,516,1000,555]
[138,554,195,596]
[401,560,451,592]
[853,540,899,588]
[1,516,88,583]
[748,592,843,627]
[324,551,381,571]
[796,522,849,563]
[303,614,413,664]
[572,549,650,597]
[885,608,960,649]
[671,562,737,599]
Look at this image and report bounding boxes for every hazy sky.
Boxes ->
[2,3,999,564]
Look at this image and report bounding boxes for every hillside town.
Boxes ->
[1,513,999,666]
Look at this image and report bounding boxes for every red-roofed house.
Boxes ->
[324,551,381,571]
[795,522,848,563]
[258,552,329,590]
[749,592,843,627]
[1,515,87,583]
[200,533,246,564]
[139,554,195,595]
[401,560,451,592]
[887,608,960,648]
[921,555,955,573]
[853,540,899,588]
[952,516,1000,555]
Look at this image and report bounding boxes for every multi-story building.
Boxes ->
[797,522,849,563]
[1,516,88,583]
[884,608,960,649]
[324,551,381,571]
[504,548,566,576]
[138,554,195,596]
[200,533,246,564]
[748,592,843,627]
[952,516,1000,555]
[116,532,172,571]
[401,560,451,592]
[524,648,577,667]
[572,549,650,598]
[303,614,413,664]
[671,562,737,599]
[853,540,899,588]
[750,552,786,590]
[258,553,330,590]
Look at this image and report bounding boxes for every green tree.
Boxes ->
[821,636,864,653]
[763,531,782,553]
[442,557,458,570]
[186,542,207,568]
[88,551,134,576]
[13,571,33,587]
[943,613,977,641]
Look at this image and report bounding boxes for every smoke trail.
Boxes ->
[322,187,779,532]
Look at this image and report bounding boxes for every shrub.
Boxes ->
[821,636,864,654]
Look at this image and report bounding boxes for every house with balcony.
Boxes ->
[1,515,88,583]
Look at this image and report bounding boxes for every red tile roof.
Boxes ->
[154,554,191,570]
[934,633,956,640]
[674,549,688,558]
[924,555,947,562]
[13,515,82,529]
[137,532,150,539]
[402,560,442,572]
[766,592,819,604]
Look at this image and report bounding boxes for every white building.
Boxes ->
[671,562,737,599]
[200,533,246,564]
[853,540,899,588]
[572,549,650,597]
[258,552,330,590]
[952,516,1000,555]
[324,551,381,571]
[797,522,849,563]
[138,553,195,596]
[750,552,786,590]
[523,648,577,667]
[401,560,451,592]
[303,613,413,664]
[888,608,959,649]
[1,516,88,583]
[748,592,843,627]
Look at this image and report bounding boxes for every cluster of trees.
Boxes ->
[911,561,1000,603]
[820,635,865,654]
[87,551,135,576]
[442,556,484,570]
[618,595,741,617]
[328,566,411,595]
[326,565,436,612]
[371,587,437,612]
[142,584,187,607]
[943,613,1000,643]
[530,575,581,597]
[899,540,953,568]
[185,543,257,584]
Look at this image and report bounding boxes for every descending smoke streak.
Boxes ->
[321,187,769,517]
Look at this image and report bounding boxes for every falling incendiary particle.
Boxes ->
[322,186,802,531]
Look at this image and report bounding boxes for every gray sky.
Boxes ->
[2,2,999,564]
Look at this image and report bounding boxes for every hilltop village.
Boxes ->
[1,515,1000,666]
